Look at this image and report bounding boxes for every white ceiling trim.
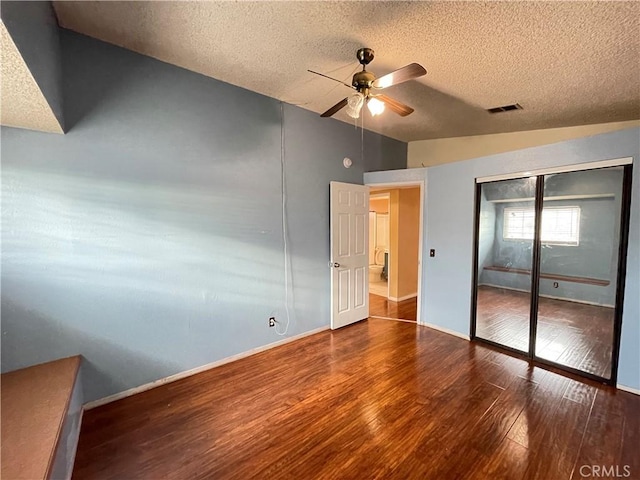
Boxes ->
[476,157,633,183]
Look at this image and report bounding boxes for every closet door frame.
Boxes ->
[470,159,633,386]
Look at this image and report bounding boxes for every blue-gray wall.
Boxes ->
[0,30,406,402]
[1,1,64,129]
[421,128,640,390]
[476,190,496,277]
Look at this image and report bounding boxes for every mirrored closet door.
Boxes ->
[474,177,536,354]
[471,163,632,384]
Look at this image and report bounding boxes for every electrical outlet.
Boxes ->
[269,317,276,327]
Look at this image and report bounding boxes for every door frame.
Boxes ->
[365,180,425,324]
[469,158,634,386]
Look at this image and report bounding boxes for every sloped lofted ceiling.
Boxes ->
[52,1,640,142]
[25,1,640,141]
[1,21,63,134]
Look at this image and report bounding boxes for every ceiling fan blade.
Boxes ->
[373,63,427,89]
[321,98,349,117]
[375,94,414,117]
[308,70,355,90]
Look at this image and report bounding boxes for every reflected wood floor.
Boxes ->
[476,286,614,378]
[73,319,639,480]
[369,293,417,321]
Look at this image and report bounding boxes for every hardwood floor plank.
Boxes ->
[476,286,614,378]
[476,437,531,480]
[523,392,594,479]
[467,376,540,456]
[73,318,639,480]
[480,354,532,390]
[563,377,599,407]
[507,370,568,448]
[369,293,417,321]
[570,389,626,480]
[619,391,640,478]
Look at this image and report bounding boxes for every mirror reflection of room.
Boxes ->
[535,168,622,378]
[476,177,535,353]
[475,167,623,379]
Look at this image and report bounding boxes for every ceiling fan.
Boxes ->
[309,48,426,119]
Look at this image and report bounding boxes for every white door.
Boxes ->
[330,181,369,329]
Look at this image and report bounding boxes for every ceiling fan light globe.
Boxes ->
[367,97,385,116]
[346,107,360,119]
[346,93,365,118]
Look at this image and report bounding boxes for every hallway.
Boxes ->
[369,293,417,322]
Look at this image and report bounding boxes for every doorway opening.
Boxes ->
[369,193,390,298]
[470,159,632,385]
[366,182,423,323]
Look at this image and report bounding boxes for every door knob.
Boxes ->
[333,262,340,268]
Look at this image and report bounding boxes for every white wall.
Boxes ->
[408,120,640,168]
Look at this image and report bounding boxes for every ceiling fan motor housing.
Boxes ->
[354,48,376,92]
[352,70,376,91]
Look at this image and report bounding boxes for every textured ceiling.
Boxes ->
[53,1,639,142]
[0,21,63,134]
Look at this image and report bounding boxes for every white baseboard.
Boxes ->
[478,283,614,308]
[617,383,640,396]
[388,292,417,302]
[84,326,330,410]
[420,321,470,341]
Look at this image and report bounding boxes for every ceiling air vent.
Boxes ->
[487,103,523,114]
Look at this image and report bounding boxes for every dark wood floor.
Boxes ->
[369,293,417,321]
[73,318,639,480]
[476,286,614,378]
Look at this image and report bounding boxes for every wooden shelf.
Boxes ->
[1,356,82,480]
[483,266,610,287]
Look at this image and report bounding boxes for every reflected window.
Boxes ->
[504,206,580,246]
